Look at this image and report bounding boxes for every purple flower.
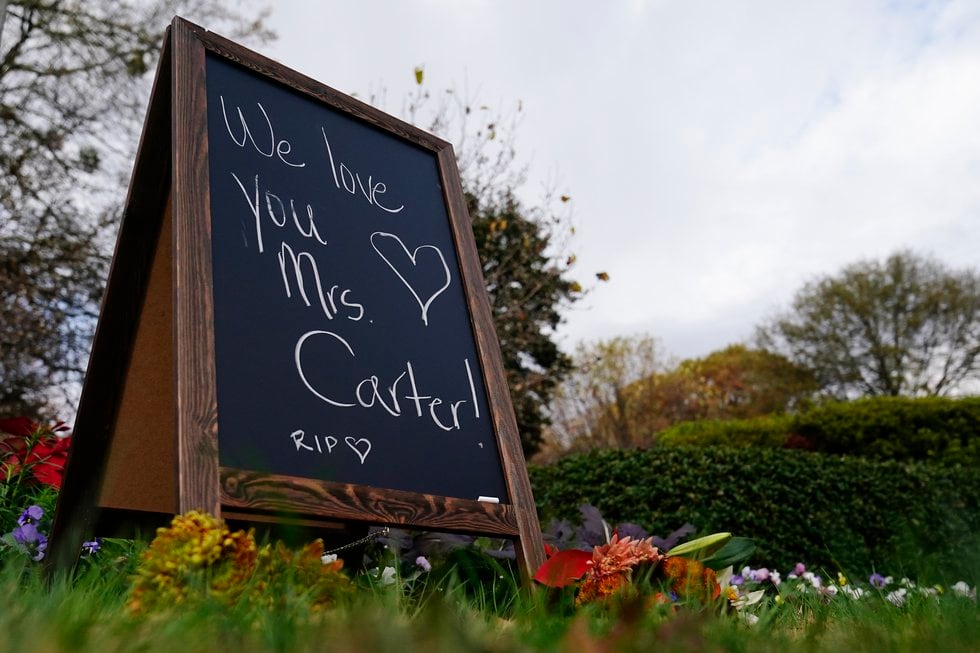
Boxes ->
[17,505,43,526]
[81,538,102,556]
[752,567,771,582]
[869,573,887,589]
[730,574,745,587]
[415,555,432,573]
[793,562,806,576]
[12,523,47,561]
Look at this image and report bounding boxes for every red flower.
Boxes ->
[24,436,71,488]
[0,417,72,489]
[534,548,592,587]
[0,417,41,438]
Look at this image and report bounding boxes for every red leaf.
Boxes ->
[533,548,592,587]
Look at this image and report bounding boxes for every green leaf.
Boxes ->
[414,66,424,85]
[667,532,731,558]
[701,537,756,570]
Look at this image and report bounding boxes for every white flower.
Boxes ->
[842,585,865,600]
[380,566,397,585]
[732,589,766,611]
[716,566,734,590]
[770,570,781,587]
[886,588,908,607]
[741,613,759,626]
[900,577,916,589]
[321,553,338,564]
[952,581,976,600]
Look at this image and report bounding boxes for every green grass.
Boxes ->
[0,550,976,653]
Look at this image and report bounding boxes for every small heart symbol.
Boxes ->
[370,232,451,326]
[345,436,372,464]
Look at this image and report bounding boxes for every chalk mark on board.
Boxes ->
[345,436,372,464]
[370,232,451,326]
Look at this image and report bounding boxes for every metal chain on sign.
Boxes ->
[323,526,390,555]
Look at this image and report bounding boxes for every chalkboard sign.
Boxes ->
[49,17,544,579]
[206,54,506,501]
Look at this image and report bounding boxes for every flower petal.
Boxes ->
[533,549,592,587]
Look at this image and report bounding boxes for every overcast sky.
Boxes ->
[257,0,980,360]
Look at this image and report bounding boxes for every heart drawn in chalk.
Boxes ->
[345,436,372,464]
[370,232,451,326]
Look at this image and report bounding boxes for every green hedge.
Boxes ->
[656,396,980,463]
[795,396,980,461]
[659,415,791,449]
[530,446,980,580]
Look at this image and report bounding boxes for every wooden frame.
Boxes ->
[49,17,544,580]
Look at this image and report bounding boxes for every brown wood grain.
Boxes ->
[176,19,448,154]
[437,147,546,579]
[220,468,519,536]
[172,18,220,516]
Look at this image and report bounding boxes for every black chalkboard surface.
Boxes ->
[205,55,508,502]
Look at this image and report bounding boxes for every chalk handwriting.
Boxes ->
[294,330,480,431]
[370,232,450,326]
[231,172,328,253]
[278,242,365,322]
[291,429,337,453]
[220,96,305,168]
[321,129,404,214]
[345,436,372,464]
[290,430,372,464]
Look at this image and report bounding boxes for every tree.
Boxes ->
[757,251,980,398]
[0,1,272,417]
[543,339,814,457]
[544,335,669,453]
[654,345,817,423]
[468,192,581,454]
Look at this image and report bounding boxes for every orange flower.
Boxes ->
[656,556,721,603]
[576,534,663,606]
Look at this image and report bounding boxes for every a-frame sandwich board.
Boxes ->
[48,17,545,581]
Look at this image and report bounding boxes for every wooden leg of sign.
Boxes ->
[513,506,546,586]
[172,17,221,518]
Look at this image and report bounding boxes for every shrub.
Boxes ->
[529,446,980,580]
[794,396,980,462]
[655,396,980,464]
[658,415,792,449]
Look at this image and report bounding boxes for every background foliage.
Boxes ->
[530,446,980,579]
[0,0,273,417]
[657,396,980,464]
[544,342,815,456]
